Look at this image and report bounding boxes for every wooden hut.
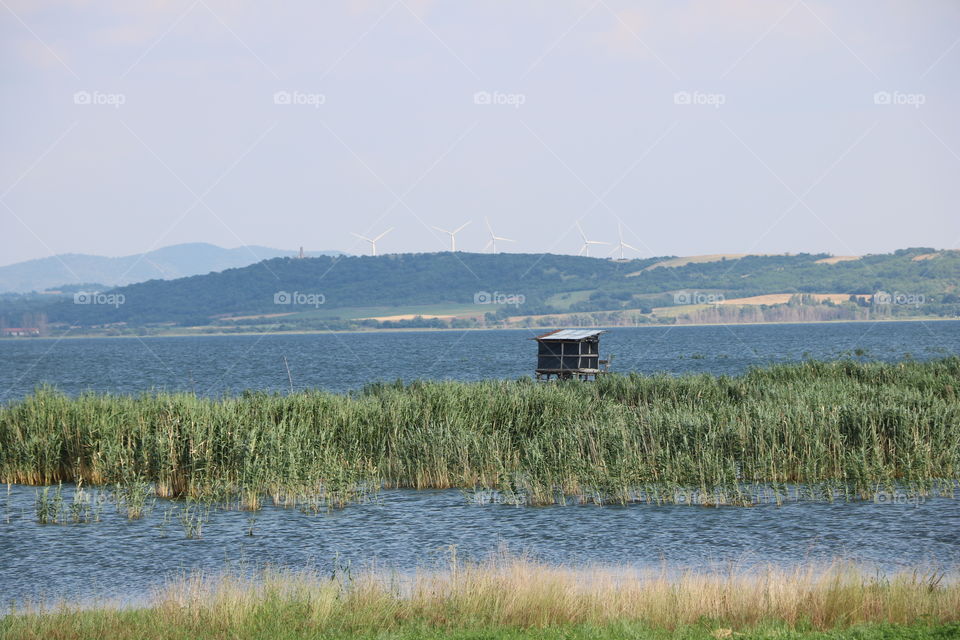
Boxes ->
[532,329,610,380]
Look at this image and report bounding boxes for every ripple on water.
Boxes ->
[3,486,959,609]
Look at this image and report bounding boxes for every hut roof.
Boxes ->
[532,329,606,341]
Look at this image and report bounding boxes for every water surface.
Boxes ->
[1,485,958,609]
[2,320,957,400]
[2,320,959,608]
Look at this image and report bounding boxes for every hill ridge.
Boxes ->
[3,247,952,331]
[0,243,345,293]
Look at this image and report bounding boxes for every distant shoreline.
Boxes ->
[2,315,957,341]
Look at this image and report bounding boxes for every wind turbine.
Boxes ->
[609,223,640,260]
[432,221,471,252]
[351,227,393,256]
[484,217,515,254]
[576,221,609,256]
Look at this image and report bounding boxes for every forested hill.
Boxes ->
[29,248,960,327]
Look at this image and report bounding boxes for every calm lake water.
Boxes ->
[1,320,958,400]
[1,321,959,608]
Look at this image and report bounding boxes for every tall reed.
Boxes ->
[1,359,958,507]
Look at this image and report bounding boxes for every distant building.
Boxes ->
[532,329,610,380]
[1,327,41,337]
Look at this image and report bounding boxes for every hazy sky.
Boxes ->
[2,0,958,265]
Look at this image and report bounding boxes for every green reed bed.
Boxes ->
[1,358,958,508]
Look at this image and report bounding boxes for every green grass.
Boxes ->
[544,289,597,310]
[5,620,958,640]
[1,359,958,508]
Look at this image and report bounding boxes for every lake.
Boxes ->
[1,320,958,400]
[1,485,958,609]
[1,320,959,608]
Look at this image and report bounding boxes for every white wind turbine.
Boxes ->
[351,227,393,256]
[432,221,471,252]
[576,221,609,256]
[609,223,640,260]
[484,217,515,254]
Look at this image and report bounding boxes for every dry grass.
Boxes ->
[216,312,296,321]
[632,254,765,274]
[5,556,959,638]
[814,256,862,265]
[360,313,457,322]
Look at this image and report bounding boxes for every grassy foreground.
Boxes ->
[3,558,959,640]
[1,358,959,507]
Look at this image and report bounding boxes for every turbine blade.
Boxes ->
[575,221,587,242]
[351,232,372,242]
[432,226,451,234]
[453,221,471,234]
[373,227,393,242]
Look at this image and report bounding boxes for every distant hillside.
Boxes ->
[0,243,344,293]
[22,248,959,330]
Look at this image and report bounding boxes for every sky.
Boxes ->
[1,0,959,266]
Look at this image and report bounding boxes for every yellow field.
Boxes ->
[217,312,295,321]
[648,304,709,318]
[814,255,861,264]
[360,313,458,322]
[629,254,759,274]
